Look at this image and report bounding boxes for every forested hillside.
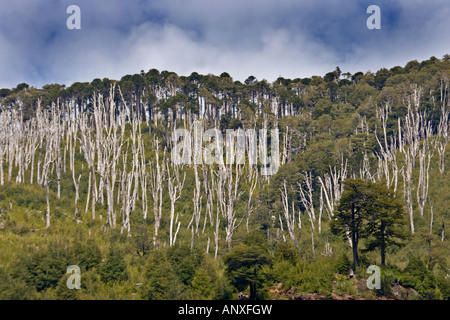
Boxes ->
[0,55,449,300]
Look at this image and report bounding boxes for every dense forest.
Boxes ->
[0,55,449,300]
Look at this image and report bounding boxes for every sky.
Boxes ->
[0,0,449,89]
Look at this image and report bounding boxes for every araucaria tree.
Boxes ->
[331,179,370,268]
[331,179,407,268]
[223,232,272,300]
[364,183,407,267]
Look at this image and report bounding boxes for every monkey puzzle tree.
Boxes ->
[223,232,272,300]
[364,182,408,267]
[331,179,371,268]
[332,179,407,268]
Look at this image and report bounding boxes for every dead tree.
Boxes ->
[298,171,316,228]
[245,168,259,232]
[166,157,185,247]
[280,180,299,248]
[56,116,63,199]
[215,126,247,247]
[0,112,7,185]
[71,161,82,220]
[78,111,97,218]
[403,85,422,167]
[120,168,133,237]
[42,144,55,229]
[400,85,432,233]
[149,138,165,245]
[188,164,202,236]
[45,178,52,229]
[318,185,324,233]
[7,109,19,183]
[130,120,141,213]
[35,103,48,187]
[318,158,348,219]
[202,163,216,232]
[416,131,434,217]
[25,119,39,185]
[214,203,221,259]
[92,89,125,231]
[138,133,149,220]
[14,112,25,184]
[375,103,399,192]
[401,151,414,234]
[437,92,449,173]
[298,172,317,252]
[219,162,245,247]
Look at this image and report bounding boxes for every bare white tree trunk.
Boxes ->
[214,205,220,259]
[137,134,148,220]
[318,158,347,219]
[429,201,434,234]
[437,88,449,173]
[245,169,259,232]
[298,171,316,226]
[417,140,433,217]
[188,164,202,236]
[401,153,414,234]
[149,138,165,245]
[280,180,299,248]
[166,158,185,247]
[46,179,51,229]
[202,164,215,232]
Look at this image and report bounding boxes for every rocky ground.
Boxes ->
[267,274,419,300]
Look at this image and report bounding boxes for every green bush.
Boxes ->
[71,240,102,271]
[435,272,450,300]
[212,274,234,300]
[191,267,213,299]
[270,260,299,290]
[273,242,299,264]
[375,269,396,296]
[53,273,79,300]
[335,253,352,275]
[223,241,273,300]
[24,246,68,292]
[140,251,185,300]
[166,245,204,286]
[98,246,128,284]
[297,258,334,296]
[0,265,36,299]
[401,257,440,300]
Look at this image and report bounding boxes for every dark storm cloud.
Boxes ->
[0,0,449,88]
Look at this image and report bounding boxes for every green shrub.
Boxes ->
[71,240,102,271]
[297,258,334,296]
[401,257,439,300]
[375,269,396,296]
[335,253,352,275]
[19,245,69,292]
[0,265,36,299]
[212,274,234,300]
[98,246,128,284]
[191,267,213,299]
[274,241,299,264]
[140,251,185,300]
[270,260,300,290]
[166,245,204,286]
